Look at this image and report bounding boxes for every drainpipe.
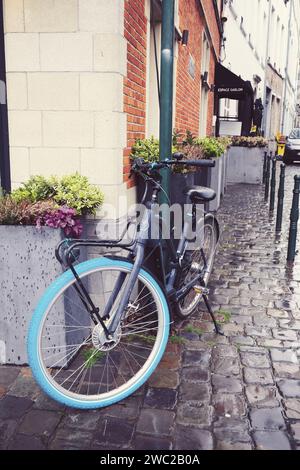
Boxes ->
[262,0,272,137]
[0,0,11,193]
[281,0,293,134]
[159,0,175,204]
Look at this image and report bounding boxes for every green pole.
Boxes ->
[269,157,277,212]
[159,0,175,204]
[264,155,271,202]
[287,175,300,262]
[276,164,285,232]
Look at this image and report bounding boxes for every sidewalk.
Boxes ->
[1,165,300,450]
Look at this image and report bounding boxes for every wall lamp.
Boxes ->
[181,30,189,47]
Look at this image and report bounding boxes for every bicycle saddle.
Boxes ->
[185,186,216,204]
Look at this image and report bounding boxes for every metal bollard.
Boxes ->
[276,164,285,232]
[263,151,268,184]
[264,155,271,202]
[269,157,277,212]
[287,175,300,262]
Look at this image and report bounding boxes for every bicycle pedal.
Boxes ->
[193,286,209,295]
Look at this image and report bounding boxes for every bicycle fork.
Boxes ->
[108,242,145,336]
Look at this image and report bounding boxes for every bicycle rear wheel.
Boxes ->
[28,258,170,409]
[175,214,219,318]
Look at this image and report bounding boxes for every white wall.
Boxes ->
[221,0,300,137]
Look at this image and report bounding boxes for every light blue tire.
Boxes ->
[28,257,170,409]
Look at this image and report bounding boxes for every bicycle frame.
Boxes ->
[56,178,210,337]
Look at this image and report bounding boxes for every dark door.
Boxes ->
[0,0,10,193]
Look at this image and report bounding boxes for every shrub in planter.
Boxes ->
[231,136,267,148]
[191,137,227,211]
[131,136,183,204]
[0,196,83,237]
[0,175,104,365]
[131,133,230,211]
[12,173,104,216]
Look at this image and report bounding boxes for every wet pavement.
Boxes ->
[1,163,300,450]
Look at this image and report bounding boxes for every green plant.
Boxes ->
[131,136,178,163]
[182,130,197,147]
[12,175,57,204]
[184,324,206,335]
[231,136,267,148]
[130,136,160,163]
[83,348,105,368]
[195,137,226,159]
[125,334,156,344]
[0,196,57,225]
[217,136,232,149]
[217,310,232,324]
[169,334,186,345]
[172,129,182,148]
[53,174,104,215]
[11,173,104,216]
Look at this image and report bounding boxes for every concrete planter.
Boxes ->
[170,172,195,207]
[221,151,228,196]
[194,155,224,212]
[226,147,265,184]
[0,226,66,365]
[209,155,223,212]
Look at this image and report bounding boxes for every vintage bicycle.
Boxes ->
[27,154,221,409]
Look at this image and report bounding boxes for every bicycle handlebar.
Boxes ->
[156,159,216,169]
[132,157,215,174]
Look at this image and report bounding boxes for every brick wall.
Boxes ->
[123,0,147,188]
[175,0,203,136]
[202,0,222,135]
[175,0,221,136]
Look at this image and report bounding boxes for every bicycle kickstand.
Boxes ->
[202,294,224,336]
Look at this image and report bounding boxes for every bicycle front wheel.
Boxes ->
[28,257,170,409]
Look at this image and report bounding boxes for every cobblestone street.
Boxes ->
[1,165,300,450]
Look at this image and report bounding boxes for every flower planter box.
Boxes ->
[0,226,88,365]
[136,171,195,208]
[194,155,224,212]
[170,172,195,207]
[226,147,265,185]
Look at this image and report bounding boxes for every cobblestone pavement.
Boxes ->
[1,164,300,450]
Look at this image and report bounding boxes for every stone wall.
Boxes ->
[3,0,135,218]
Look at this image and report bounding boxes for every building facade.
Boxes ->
[220,0,300,140]
[0,0,222,219]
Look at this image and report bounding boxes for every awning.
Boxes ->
[215,63,253,100]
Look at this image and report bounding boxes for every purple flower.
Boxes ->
[35,205,83,238]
